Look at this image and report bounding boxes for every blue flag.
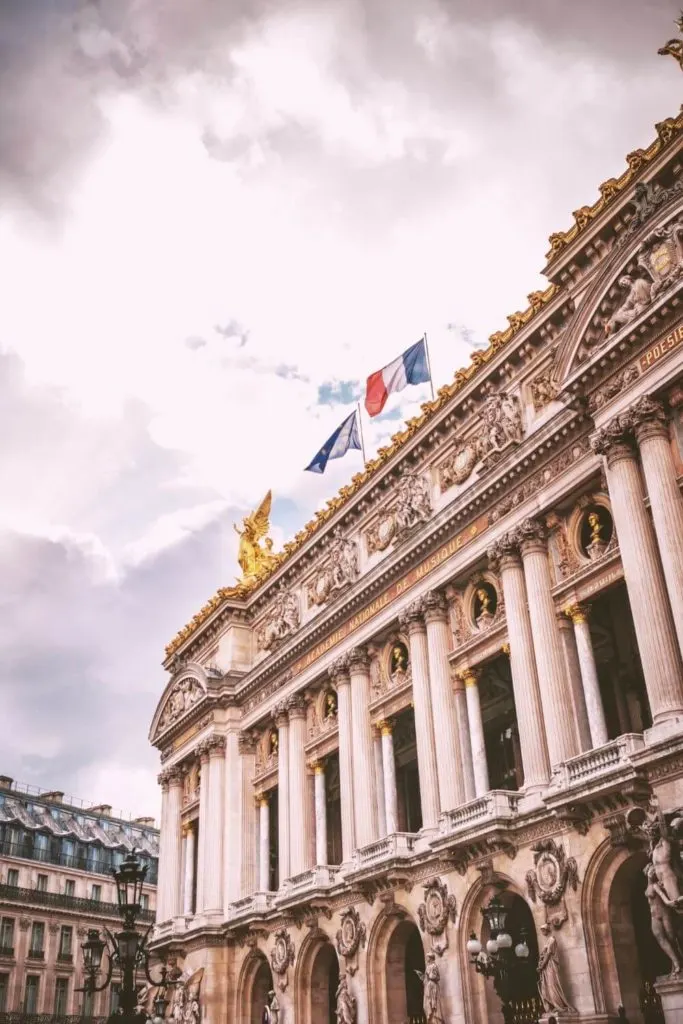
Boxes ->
[305,410,362,474]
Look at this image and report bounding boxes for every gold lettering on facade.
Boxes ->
[640,321,683,371]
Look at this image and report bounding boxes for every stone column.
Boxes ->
[195,747,209,912]
[311,761,328,865]
[330,657,355,860]
[488,539,550,791]
[257,793,270,891]
[237,732,257,898]
[401,601,440,828]
[373,728,387,836]
[459,668,489,797]
[379,720,399,834]
[274,703,290,884]
[632,395,683,661]
[201,736,225,913]
[163,767,184,918]
[287,695,310,877]
[349,647,379,847]
[592,422,683,724]
[155,773,170,922]
[452,671,475,802]
[424,591,465,812]
[518,519,580,765]
[564,605,609,748]
[557,613,593,752]
[182,824,196,915]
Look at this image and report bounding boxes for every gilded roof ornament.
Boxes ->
[658,12,683,71]
[235,490,280,584]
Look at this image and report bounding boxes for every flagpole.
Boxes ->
[423,332,435,400]
[356,402,367,465]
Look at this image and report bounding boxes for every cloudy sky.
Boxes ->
[1,0,680,822]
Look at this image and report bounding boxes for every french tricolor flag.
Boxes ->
[364,338,431,417]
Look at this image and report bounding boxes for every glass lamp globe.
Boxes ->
[496,931,512,949]
[467,933,482,956]
[515,938,530,959]
[486,937,499,955]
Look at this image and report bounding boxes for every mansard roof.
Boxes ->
[163,105,683,664]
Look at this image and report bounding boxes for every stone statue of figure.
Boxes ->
[605,275,652,335]
[644,812,683,906]
[415,952,444,1024]
[262,990,279,1024]
[391,643,408,677]
[324,690,338,718]
[645,863,683,976]
[475,587,494,624]
[335,972,357,1024]
[537,927,575,1014]
[234,491,278,582]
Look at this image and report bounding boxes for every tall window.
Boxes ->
[36,873,48,892]
[64,879,75,897]
[6,869,18,888]
[30,921,45,955]
[54,977,69,1016]
[59,925,73,958]
[23,975,40,1014]
[140,893,149,910]
[90,884,101,902]
[0,918,14,953]
[0,972,9,1013]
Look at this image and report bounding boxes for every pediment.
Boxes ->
[554,201,683,384]
[150,665,209,743]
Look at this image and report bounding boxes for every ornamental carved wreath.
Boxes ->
[525,839,579,930]
[336,906,366,975]
[270,928,295,990]
[417,878,457,956]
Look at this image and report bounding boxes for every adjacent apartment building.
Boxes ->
[0,775,158,1018]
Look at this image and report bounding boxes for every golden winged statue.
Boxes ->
[234,491,279,582]
[658,11,683,69]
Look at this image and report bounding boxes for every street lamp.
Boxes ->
[78,849,175,1024]
[467,892,532,1024]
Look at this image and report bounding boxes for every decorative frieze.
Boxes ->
[306,527,359,609]
[158,677,205,733]
[529,371,559,412]
[365,471,432,554]
[256,589,300,652]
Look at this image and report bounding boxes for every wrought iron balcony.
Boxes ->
[56,953,73,964]
[0,884,154,923]
[27,949,45,960]
[0,841,157,885]
[0,945,14,958]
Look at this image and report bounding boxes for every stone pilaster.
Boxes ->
[182,823,196,915]
[488,539,550,791]
[329,656,355,860]
[423,591,465,812]
[459,668,490,797]
[632,395,683,661]
[274,703,290,884]
[564,605,609,749]
[348,646,379,847]
[517,518,580,765]
[400,601,440,828]
[287,695,310,876]
[373,728,387,836]
[195,745,209,912]
[378,720,399,834]
[256,793,270,891]
[592,421,683,724]
[557,613,593,752]
[201,735,225,912]
[311,761,328,865]
[160,766,183,919]
[237,732,258,897]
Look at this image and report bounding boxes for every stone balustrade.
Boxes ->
[227,891,275,922]
[438,790,520,837]
[353,832,417,869]
[549,733,646,789]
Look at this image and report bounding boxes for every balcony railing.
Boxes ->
[227,892,275,921]
[0,842,158,885]
[354,832,417,869]
[550,734,646,790]
[0,946,14,958]
[0,1015,106,1024]
[438,790,520,837]
[0,884,154,923]
[27,949,45,960]
[56,953,73,964]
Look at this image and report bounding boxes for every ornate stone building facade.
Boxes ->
[0,775,158,1018]
[150,104,683,1024]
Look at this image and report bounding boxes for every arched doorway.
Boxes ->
[309,941,340,1024]
[250,956,273,1024]
[386,919,426,1023]
[609,852,667,1021]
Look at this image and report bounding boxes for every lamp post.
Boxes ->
[78,850,175,1024]
[467,893,531,1024]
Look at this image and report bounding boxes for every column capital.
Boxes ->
[348,645,370,672]
[286,694,308,719]
[308,759,325,774]
[516,517,547,555]
[254,790,269,808]
[630,394,669,444]
[181,822,193,838]
[590,418,637,466]
[273,701,289,728]
[564,602,591,625]
[377,719,394,736]
[238,731,258,755]
[158,766,184,788]
[488,535,522,571]
[399,598,426,634]
[206,735,226,758]
[422,589,449,623]
[457,666,481,688]
[501,642,511,656]
[329,654,350,686]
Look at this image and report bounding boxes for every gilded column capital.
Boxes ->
[329,654,350,687]
[564,603,591,625]
[286,693,307,719]
[399,597,426,634]
[273,701,289,728]
[630,394,670,444]
[348,645,370,673]
[457,666,481,688]
[254,790,269,808]
[516,517,547,555]
[590,418,637,466]
[238,731,258,755]
[501,642,511,656]
[377,718,394,736]
[308,759,325,774]
[422,589,449,623]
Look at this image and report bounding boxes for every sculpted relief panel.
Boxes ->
[256,590,300,652]
[366,471,432,555]
[438,391,525,496]
[158,677,205,733]
[306,527,359,609]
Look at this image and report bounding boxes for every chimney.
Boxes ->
[42,791,64,803]
[0,776,13,790]
[87,804,112,816]
[134,817,156,827]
